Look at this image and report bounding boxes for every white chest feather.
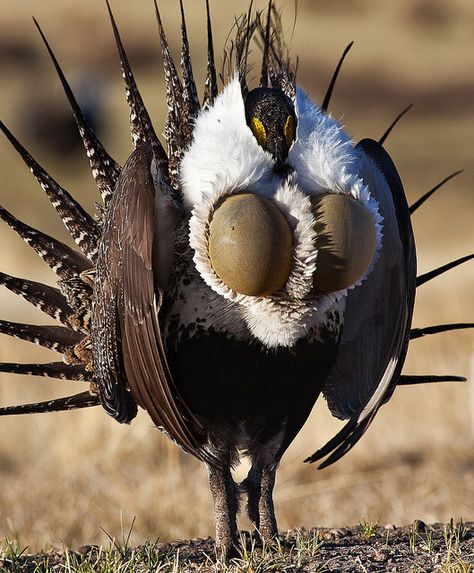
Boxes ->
[176,78,382,349]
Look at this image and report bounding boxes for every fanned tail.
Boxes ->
[0,39,100,410]
[0,2,178,417]
[409,172,471,382]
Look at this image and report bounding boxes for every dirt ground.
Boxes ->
[1,522,473,572]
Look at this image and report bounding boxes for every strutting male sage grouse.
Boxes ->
[0,1,472,557]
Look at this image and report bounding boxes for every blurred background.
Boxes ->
[0,0,472,551]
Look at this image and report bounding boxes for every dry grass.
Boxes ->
[0,0,473,554]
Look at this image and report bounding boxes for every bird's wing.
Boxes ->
[307,138,416,468]
[92,144,210,463]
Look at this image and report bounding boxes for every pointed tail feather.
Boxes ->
[0,121,100,261]
[321,41,353,113]
[398,375,467,385]
[0,204,91,280]
[417,254,474,287]
[0,362,92,381]
[0,271,73,325]
[0,391,99,416]
[179,0,200,121]
[378,105,412,146]
[410,171,463,215]
[33,17,121,205]
[154,0,186,186]
[203,0,218,109]
[410,323,474,340]
[0,320,83,353]
[105,0,168,175]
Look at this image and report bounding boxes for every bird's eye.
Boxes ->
[249,116,267,147]
[283,115,295,147]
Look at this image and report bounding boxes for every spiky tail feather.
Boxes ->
[33,17,121,206]
[0,320,83,353]
[0,121,100,261]
[0,392,99,416]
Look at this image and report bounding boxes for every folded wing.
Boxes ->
[92,145,211,463]
[307,138,416,468]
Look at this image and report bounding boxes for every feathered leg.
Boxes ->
[243,464,278,542]
[207,459,240,558]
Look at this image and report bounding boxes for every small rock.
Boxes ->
[385,523,397,531]
[77,545,99,555]
[413,519,427,533]
[373,548,389,562]
[329,527,349,538]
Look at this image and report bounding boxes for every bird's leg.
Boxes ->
[244,464,278,542]
[243,466,261,528]
[207,463,239,558]
[259,465,278,540]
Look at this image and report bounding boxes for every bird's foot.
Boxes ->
[214,536,240,563]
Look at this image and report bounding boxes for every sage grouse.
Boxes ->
[0,1,472,557]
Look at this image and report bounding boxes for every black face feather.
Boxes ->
[244,87,297,171]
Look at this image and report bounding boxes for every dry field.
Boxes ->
[0,0,473,555]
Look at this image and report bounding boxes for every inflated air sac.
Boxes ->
[208,193,293,297]
[311,193,377,293]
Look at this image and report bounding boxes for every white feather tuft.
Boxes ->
[180,76,275,209]
[177,81,384,348]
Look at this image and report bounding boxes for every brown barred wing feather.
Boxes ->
[92,145,209,462]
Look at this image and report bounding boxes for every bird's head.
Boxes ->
[244,87,297,173]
